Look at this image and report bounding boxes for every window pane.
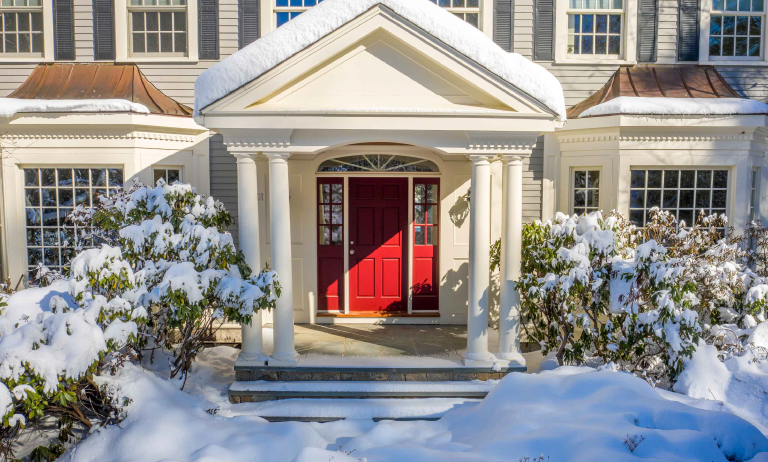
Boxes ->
[25,169,38,186]
[331,226,342,245]
[714,170,728,188]
[331,184,342,203]
[320,184,330,203]
[91,169,107,186]
[160,32,173,52]
[426,205,436,224]
[426,226,438,246]
[415,226,425,245]
[415,184,425,203]
[17,12,29,31]
[167,169,180,183]
[160,12,172,31]
[629,190,645,209]
[582,14,594,33]
[587,190,599,208]
[332,205,342,224]
[108,169,124,187]
[697,170,712,188]
[631,170,646,188]
[319,205,330,224]
[575,170,586,188]
[25,188,39,206]
[154,169,165,185]
[647,170,662,188]
[147,33,159,52]
[680,170,695,188]
[596,14,607,33]
[575,189,586,207]
[679,190,694,208]
[426,184,437,203]
[41,168,55,186]
[133,12,145,31]
[147,12,159,30]
[319,226,330,245]
[415,205,425,224]
[42,189,56,206]
[663,170,679,188]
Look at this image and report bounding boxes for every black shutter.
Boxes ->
[534,0,554,61]
[199,0,219,59]
[239,0,260,49]
[53,0,75,60]
[93,0,115,60]
[494,0,514,52]
[637,0,658,61]
[678,0,700,61]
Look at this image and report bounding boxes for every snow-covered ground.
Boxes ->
[52,346,767,462]
[5,283,768,461]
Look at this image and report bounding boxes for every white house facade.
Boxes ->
[0,0,766,370]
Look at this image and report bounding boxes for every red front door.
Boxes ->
[348,178,408,312]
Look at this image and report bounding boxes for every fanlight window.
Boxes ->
[318,155,439,173]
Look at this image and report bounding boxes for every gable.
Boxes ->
[196,0,565,119]
[207,10,551,117]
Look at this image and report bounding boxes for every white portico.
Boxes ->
[194,0,564,368]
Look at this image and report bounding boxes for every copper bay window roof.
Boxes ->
[9,63,193,116]
[567,65,742,119]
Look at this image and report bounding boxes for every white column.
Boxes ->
[497,156,525,365]
[266,152,298,365]
[235,154,265,363]
[465,155,494,365]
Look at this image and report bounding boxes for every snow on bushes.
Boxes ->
[518,209,768,384]
[0,280,139,459]
[72,180,280,381]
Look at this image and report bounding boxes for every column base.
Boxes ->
[494,351,527,368]
[236,355,268,367]
[463,351,495,367]
[267,356,299,367]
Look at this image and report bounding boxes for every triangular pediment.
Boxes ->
[206,7,556,117]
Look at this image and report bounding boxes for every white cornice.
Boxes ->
[0,131,197,142]
[558,133,757,144]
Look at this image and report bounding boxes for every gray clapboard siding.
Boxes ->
[656,0,679,63]
[717,67,768,101]
[74,0,94,61]
[0,65,36,97]
[209,134,240,248]
[523,138,544,222]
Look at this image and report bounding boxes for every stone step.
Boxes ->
[228,380,497,403]
[234,365,522,382]
[235,397,483,421]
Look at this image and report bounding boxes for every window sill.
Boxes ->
[115,57,199,64]
[699,59,768,66]
[0,57,53,64]
[554,58,638,66]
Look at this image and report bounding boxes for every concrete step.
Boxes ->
[234,365,522,382]
[228,380,497,403]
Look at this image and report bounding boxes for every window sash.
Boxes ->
[0,10,43,54]
[567,11,624,55]
[129,8,188,56]
[572,169,601,215]
[628,168,729,230]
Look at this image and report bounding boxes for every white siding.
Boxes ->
[717,67,768,102]
[74,0,95,61]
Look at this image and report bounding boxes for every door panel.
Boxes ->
[348,177,408,312]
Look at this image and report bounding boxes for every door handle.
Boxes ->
[350,249,355,255]
[350,241,354,245]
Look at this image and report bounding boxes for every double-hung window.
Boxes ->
[709,0,764,58]
[129,0,188,56]
[567,0,624,55]
[0,0,43,55]
[572,170,600,215]
[274,0,481,28]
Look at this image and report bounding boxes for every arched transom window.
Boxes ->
[317,155,439,173]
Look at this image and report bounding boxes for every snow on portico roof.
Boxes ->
[194,0,566,120]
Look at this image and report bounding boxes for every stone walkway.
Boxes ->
[290,324,497,358]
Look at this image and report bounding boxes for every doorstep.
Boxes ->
[234,364,524,382]
[228,380,497,402]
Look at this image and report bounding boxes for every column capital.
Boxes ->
[264,152,292,161]
[233,152,258,162]
[500,155,524,165]
[467,154,495,164]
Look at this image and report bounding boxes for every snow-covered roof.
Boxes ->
[194,0,566,120]
[578,96,768,118]
[0,98,150,118]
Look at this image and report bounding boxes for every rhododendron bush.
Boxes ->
[72,181,281,381]
[517,209,768,384]
[0,181,280,458]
